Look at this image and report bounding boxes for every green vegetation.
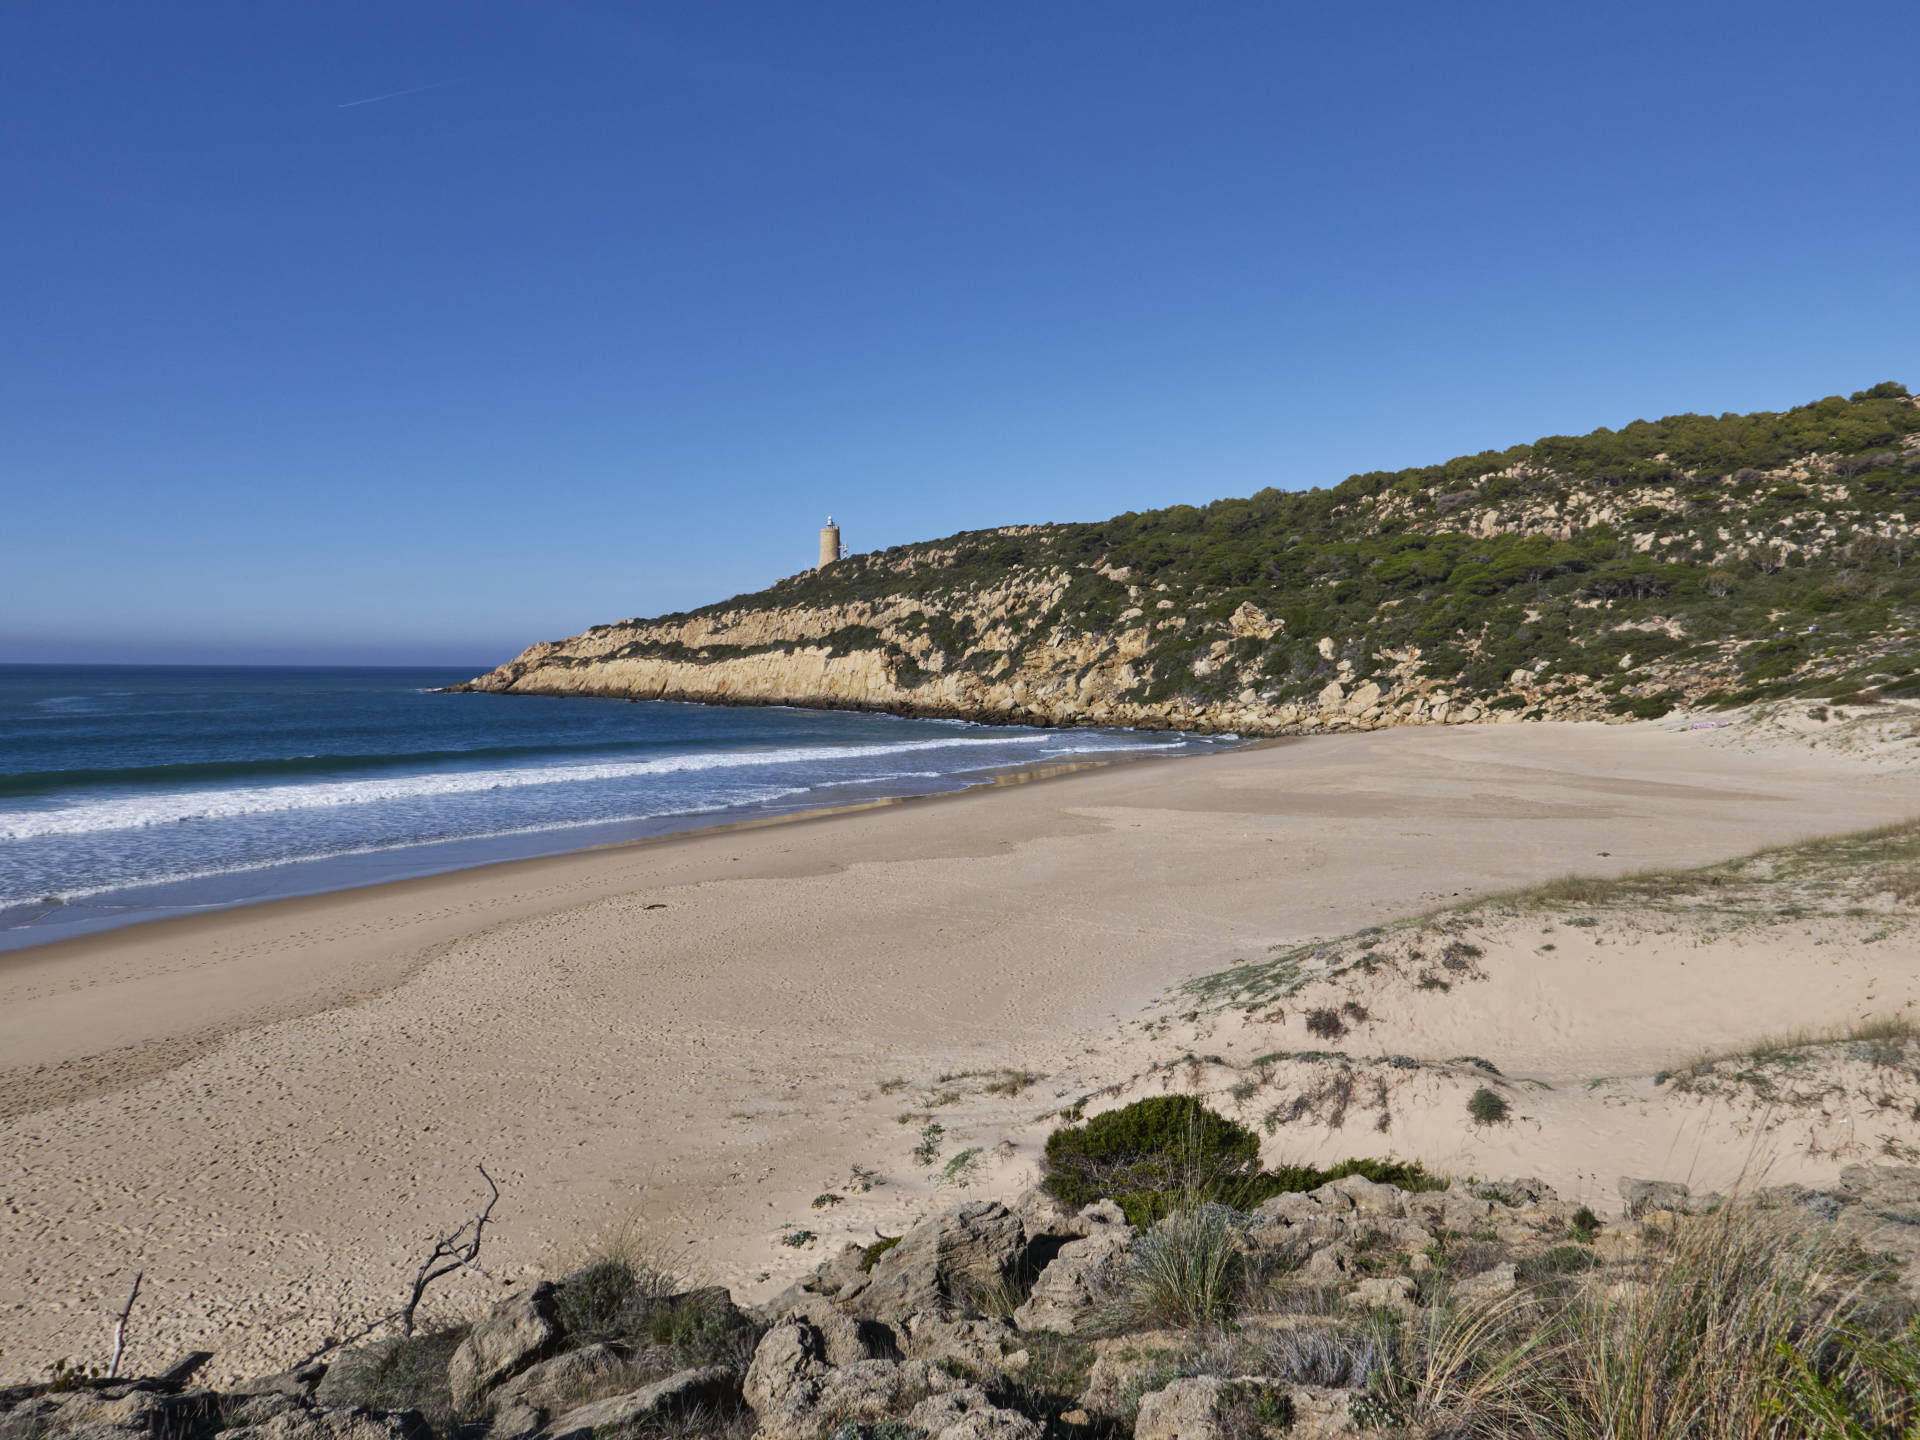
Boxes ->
[600,384,1920,718]
[1041,1094,1440,1226]
[1467,1087,1512,1126]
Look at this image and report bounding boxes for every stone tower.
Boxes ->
[818,517,843,570]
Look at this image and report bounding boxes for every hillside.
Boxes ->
[461,383,1920,733]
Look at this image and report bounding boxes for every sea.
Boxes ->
[0,665,1233,950]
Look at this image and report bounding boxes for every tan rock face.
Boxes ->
[459,567,1605,736]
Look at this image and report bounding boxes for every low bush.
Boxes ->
[1467,1087,1512,1126]
[1042,1096,1442,1225]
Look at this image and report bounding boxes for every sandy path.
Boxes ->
[0,720,1911,1383]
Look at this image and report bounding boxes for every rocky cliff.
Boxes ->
[461,386,1920,734]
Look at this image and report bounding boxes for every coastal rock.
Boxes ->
[541,1368,739,1440]
[1135,1377,1230,1440]
[220,1408,431,1440]
[854,1201,1030,1322]
[1012,1228,1132,1333]
[448,1284,561,1415]
[905,1386,1042,1440]
[1619,1178,1690,1219]
[487,1343,624,1416]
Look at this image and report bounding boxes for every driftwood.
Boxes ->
[106,1273,142,1380]
[399,1165,499,1337]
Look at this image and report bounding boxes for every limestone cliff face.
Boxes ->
[460,568,1511,735]
[462,399,1920,733]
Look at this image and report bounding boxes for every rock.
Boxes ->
[748,1354,959,1440]
[448,1284,561,1415]
[220,1409,431,1440]
[899,1314,1023,1372]
[1475,1177,1559,1209]
[1135,1377,1226,1440]
[854,1202,1030,1322]
[1452,1263,1516,1302]
[1345,1276,1416,1312]
[1619,1178,1690,1219]
[905,1386,1043,1440]
[775,1296,900,1367]
[311,1342,404,1411]
[488,1343,624,1416]
[542,1368,739,1440]
[230,1363,329,1402]
[1343,682,1382,716]
[221,1396,304,1430]
[1012,1229,1131,1333]
[1320,1175,1407,1217]
[1081,1331,1191,1418]
[0,1388,220,1440]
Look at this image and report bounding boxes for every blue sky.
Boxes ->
[2,1,1915,666]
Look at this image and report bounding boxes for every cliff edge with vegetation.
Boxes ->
[461,384,1920,733]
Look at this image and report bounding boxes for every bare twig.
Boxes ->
[107,1272,142,1379]
[399,1165,499,1337]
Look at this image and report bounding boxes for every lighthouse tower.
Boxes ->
[818,517,843,570]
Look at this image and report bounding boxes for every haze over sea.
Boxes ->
[0,665,1223,950]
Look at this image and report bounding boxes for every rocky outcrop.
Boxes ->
[13,1166,1920,1440]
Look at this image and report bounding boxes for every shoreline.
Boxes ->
[0,734,1236,956]
[4,718,1917,1383]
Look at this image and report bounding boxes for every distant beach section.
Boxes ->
[0,665,1234,950]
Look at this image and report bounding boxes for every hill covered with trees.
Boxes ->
[467,383,1920,731]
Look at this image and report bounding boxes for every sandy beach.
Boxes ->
[3,716,1916,1384]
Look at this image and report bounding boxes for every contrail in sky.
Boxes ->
[338,79,459,109]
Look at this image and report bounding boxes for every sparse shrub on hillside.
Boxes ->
[1305,1008,1348,1040]
[1467,1087,1511,1126]
[1042,1095,1439,1226]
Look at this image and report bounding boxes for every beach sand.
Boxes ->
[2,717,1914,1383]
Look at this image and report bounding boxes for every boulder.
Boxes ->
[1452,1263,1516,1302]
[220,1409,431,1440]
[1080,1331,1191,1418]
[904,1386,1043,1440]
[898,1314,1024,1372]
[311,1342,405,1411]
[448,1284,561,1415]
[1135,1377,1226,1440]
[488,1342,624,1416]
[1618,1178,1690,1220]
[749,1355,959,1440]
[854,1202,1030,1322]
[229,1363,328,1403]
[1345,1276,1416,1313]
[542,1368,739,1440]
[0,1387,220,1440]
[1012,1229,1131,1334]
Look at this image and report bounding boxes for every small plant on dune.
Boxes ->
[780,1227,816,1248]
[983,1069,1040,1097]
[1467,1086,1511,1126]
[811,1192,843,1209]
[940,1146,984,1188]
[1569,1205,1602,1242]
[1306,1008,1349,1040]
[912,1121,945,1166]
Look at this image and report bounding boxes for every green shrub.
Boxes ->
[557,1259,637,1338]
[1467,1087,1512,1126]
[1042,1096,1440,1225]
[1042,1096,1262,1223]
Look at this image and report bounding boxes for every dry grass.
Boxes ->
[1370,1203,1891,1440]
[1662,1014,1920,1092]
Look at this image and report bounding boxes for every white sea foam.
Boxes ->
[0,733,1180,840]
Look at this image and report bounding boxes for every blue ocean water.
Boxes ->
[0,665,1228,949]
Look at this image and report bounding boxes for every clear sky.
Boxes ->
[3,2,1915,666]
